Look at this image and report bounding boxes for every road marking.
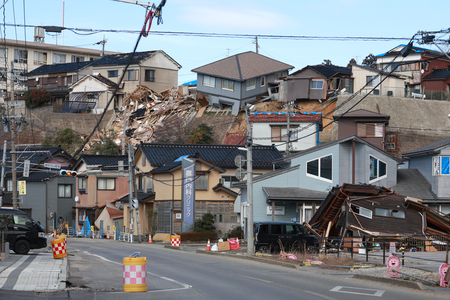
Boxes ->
[330,286,385,297]
[304,290,336,300]
[82,251,192,291]
[240,275,273,283]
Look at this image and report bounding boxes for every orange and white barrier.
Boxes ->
[206,239,211,251]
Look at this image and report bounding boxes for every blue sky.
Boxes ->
[2,0,450,84]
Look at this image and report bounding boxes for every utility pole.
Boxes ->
[0,141,6,207]
[127,144,135,242]
[10,61,17,210]
[122,110,127,155]
[95,36,107,57]
[245,105,254,255]
[286,101,292,155]
[254,36,259,54]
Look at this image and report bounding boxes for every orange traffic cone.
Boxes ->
[236,237,240,249]
[206,239,211,251]
[149,234,153,243]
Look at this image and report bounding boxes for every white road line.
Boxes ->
[82,251,192,291]
[330,286,385,297]
[239,275,273,284]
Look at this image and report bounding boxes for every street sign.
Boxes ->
[23,160,30,177]
[18,181,26,195]
[235,167,245,180]
[44,163,61,169]
[234,155,245,167]
[132,199,139,209]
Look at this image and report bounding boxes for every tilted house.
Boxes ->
[89,50,181,95]
[133,143,284,236]
[192,51,294,114]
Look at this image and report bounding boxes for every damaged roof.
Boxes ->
[90,50,181,68]
[249,112,322,123]
[192,51,294,81]
[75,154,128,171]
[291,64,352,78]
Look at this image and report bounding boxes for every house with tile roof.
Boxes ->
[192,51,294,115]
[287,64,354,102]
[0,146,76,233]
[73,154,129,233]
[402,136,450,214]
[234,135,403,238]
[90,50,181,95]
[250,112,322,153]
[25,61,93,104]
[375,44,450,96]
[69,73,123,113]
[133,143,283,236]
[422,68,450,99]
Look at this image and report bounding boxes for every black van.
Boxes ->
[254,221,319,253]
[0,208,47,254]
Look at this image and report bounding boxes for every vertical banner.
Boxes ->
[18,181,26,195]
[182,158,195,232]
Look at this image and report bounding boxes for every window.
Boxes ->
[357,123,384,138]
[6,180,18,192]
[0,48,7,62]
[78,177,87,191]
[271,126,298,142]
[108,70,118,78]
[221,175,239,188]
[14,49,27,63]
[142,156,146,166]
[246,79,256,91]
[14,214,32,226]
[124,70,137,81]
[195,173,208,190]
[146,177,153,192]
[58,184,72,198]
[366,75,377,87]
[369,156,387,181]
[145,69,155,82]
[71,55,84,63]
[203,75,215,87]
[375,208,405,219]
[351,204,372,219]
[433,156,450,175]
[311,80,324,89]
[98,178,115,190]
[34,51,47,65]
[260,76,266,87]
[306,154,332,181]
[222,79,234,91]
[52,53,66,64]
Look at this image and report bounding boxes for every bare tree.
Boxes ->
[361,54,377,68]
[151,116,189,144]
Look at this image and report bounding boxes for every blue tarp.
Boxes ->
[80,216,91,237]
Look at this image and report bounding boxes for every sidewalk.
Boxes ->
[0,238,67,292]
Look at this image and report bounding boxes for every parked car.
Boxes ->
[0,208,47,254]
[254,221,319,253]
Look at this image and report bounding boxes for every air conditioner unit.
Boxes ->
[386,143,396,150]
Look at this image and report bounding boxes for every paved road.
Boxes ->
[62,238,450,300]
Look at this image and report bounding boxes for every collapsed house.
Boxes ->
[83,85,201,151]
[307,184,450,245]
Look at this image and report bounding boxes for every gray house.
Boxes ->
[1,146,77,233]
[235,135,403,229]
[402,137,450,214]
[192,51,293,114]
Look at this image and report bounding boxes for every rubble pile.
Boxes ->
[83,85,200,151]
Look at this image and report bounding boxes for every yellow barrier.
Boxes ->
[123,257,147,292]
[51,239,67,259]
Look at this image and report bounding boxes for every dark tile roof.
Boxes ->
[422,68,450,80]
[249,112,322,123]
[402,136,450,157]
[291,64,351,78]
[119,192,155,203]
[150,161,181,174]
[333,109,390,119]
[391,169,435,201]
[139,143,284,169]
[90,51,156,66]
[192,51,294,81]
[262,187,328,201]
[25,61,92,75]
[76,154,129,171]
[0,146,66,174]
[18,171,58,182]
[223,133,246,145]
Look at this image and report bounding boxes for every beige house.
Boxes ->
[90,50,181,95]
[351,64,406,97]
[1,37,116,101]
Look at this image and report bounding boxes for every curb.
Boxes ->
[59,257,68,290]
[352,274,425,290]
[196,250,298,269]
[164,245,184,251]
